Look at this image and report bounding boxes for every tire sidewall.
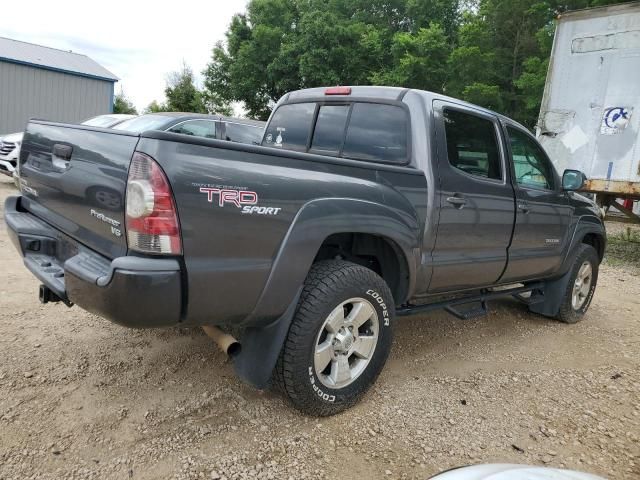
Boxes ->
[297,270,394,410]
[562,246,599,321]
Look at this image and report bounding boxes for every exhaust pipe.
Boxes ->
[39,285,61,304]
[202,326,241,357]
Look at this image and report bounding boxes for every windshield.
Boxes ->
[113,115,173,133]
[82,115,124,127]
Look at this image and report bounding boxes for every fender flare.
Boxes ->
[530,215,605,318]
[245,197,420,326]
[557,215,606,275]
[233,197,420,388]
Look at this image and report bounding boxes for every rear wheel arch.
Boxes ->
[313,232,410,305]
[244,198,419,327]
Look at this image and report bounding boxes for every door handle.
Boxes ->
[517,201,530,214]
[446,195,466,209]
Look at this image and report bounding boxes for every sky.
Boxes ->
[1,0,250,112]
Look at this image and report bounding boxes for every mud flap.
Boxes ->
[528,269,572,317]
[233,289,302,389]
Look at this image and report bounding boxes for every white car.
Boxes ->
[81,113,136,128]
[430,464,606,480]
[0,131,23,182]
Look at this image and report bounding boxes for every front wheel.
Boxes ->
[556,244,599,323]
[275,260,394,416]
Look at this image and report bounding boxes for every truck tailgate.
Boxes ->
[18,121,140,258]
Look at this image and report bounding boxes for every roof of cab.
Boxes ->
[282,85,530,132]
[285,86,408,101]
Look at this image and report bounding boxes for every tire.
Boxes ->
[555,244,599,323]
[275,260,394,416]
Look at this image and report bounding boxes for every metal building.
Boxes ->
[0,37,118,134]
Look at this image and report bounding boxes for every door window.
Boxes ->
[167,120,216,139]
[507,127,555,190]
[443,109,502,180]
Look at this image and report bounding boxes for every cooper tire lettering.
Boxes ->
[366,289,390,326]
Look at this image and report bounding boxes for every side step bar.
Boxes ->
[396,282,545,319]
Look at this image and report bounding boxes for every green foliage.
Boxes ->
[164,63,208,113]
[144,100,166,114]
[113,91,137,115]
[462,83,505,112]
[203,0,627,124]
[372,25,450,92]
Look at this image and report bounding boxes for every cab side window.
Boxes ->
[443,109,502,181]
[167,120,216,139]
[507,127,555,190]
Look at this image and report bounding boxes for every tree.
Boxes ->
[204,0,628,125]
[144,100,167,114]
[372,24,450,93]
[203,0,463,119]
[113,91,138,115]
[165,63,208,113]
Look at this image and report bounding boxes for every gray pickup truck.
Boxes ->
[5,86,606,415]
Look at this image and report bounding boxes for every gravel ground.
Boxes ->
[0,176,638,480]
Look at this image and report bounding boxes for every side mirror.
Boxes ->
[562,169,587,191]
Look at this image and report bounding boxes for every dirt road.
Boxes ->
[0,176,638,480]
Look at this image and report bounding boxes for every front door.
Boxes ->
[428,101,515,293]
[500,124,572,282]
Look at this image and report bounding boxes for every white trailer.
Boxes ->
[537,2,640,222]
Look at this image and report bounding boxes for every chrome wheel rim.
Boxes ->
[571,261,593,310]
[314,297,379,389]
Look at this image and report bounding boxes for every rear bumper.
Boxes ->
[4,195,183,328]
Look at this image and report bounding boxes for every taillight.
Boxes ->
[324,86,351,95]
[125,152,182,255]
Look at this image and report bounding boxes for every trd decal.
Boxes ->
[197,186,281,216]
[199,187,258,207]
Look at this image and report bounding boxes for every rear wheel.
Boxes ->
[275,260,394,416]
[555,244,599,323]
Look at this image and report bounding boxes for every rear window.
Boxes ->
[224,122,264,145]
[342,104,407,163]
[263,101,409,164]
[310,105,350,155]
[263,103,316,152]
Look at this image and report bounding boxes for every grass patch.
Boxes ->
[604,227,640,268]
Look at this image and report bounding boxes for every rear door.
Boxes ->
[18,121,139,258]
[500,124,572,282]
[428,101,515,292]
